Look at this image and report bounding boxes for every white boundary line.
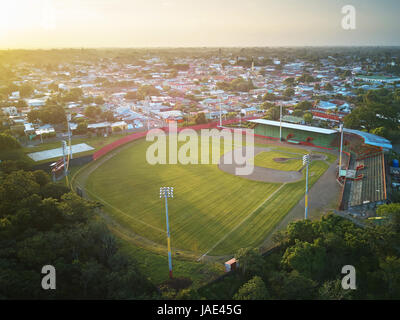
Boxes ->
[197,182,287,261]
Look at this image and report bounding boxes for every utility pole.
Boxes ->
[303,154,310,219]
[160,187,174,279]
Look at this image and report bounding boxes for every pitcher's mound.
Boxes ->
[274,157,290,162]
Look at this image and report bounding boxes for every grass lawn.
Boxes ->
[269,145,309,155]
[63,163,225,287]
[253,151,303,171]
[117,238,224,287]
[82,137,330,257]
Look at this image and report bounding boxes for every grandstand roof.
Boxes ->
[343,128,392,150]
[249,119,337,135]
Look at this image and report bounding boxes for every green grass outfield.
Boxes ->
[83,138,333,257]
[254,151,303,171]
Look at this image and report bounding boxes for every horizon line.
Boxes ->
[1,45,400,51]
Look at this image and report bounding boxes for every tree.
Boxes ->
[297,74,316,83]
[217,78,255,93]
[283,88,295,98]
[194,112,207,124]
[260,101,275,110]
[280,273,314,300]
[0,159,30,174]
[233,276,270,300]
[48,82,59,92]
[264,106,280,121]
[286,219,317,244]
[303,112,313,124]
[0,169,157,299]
[295,100,312,111]
[75,121,88,135]
[283,77,295,86]
[263,92,277,101]
[318,279,353,300]
[343,106,380,132]
[84,106,102,119]
[16,100,28,110]
[269,270,317,299]
[377,203,400,233]
[281,240,327,280]
[102,110,114,122]
[125,91,137,100]
[19,84,34,98]
[94,96,105,105]
[32,170,50,187]
[235,248,265,277]
[0,133,21,150]
[137,85,160,100]
[28,103,67,125]
[377,256,400,298]
[371,127,388,138]
[0,170,40,216]
[324,83,333,91]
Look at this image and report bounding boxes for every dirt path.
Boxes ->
[218,146,303,183]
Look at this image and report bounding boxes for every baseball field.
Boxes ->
[78,136,333,258]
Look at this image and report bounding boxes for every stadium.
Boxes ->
[66,118,392,261]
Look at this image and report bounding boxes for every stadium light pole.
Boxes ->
[67,114,73,160]
[339,123,344,170]
[303,154,310,219]
[160,187,174,279]
[279,105,282,142]
[62,140,68,177]
[219,98,222,127]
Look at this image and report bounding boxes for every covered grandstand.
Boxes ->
[339,128,391,214]
[248,118,392,215]
[249,119,338,149]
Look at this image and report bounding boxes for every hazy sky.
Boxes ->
[0,0,399,48]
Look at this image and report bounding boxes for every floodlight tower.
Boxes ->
[279,105,283,141]
[160,187,174,279]
[219,97,222,127]
[62,140,68,177]
[303,154,310,219]
[67,114,73,160]
[339,123,344,170]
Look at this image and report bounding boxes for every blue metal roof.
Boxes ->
[343,128,392,150]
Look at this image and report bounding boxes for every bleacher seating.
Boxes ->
[353,144,382,160]
[348,153,386,207]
